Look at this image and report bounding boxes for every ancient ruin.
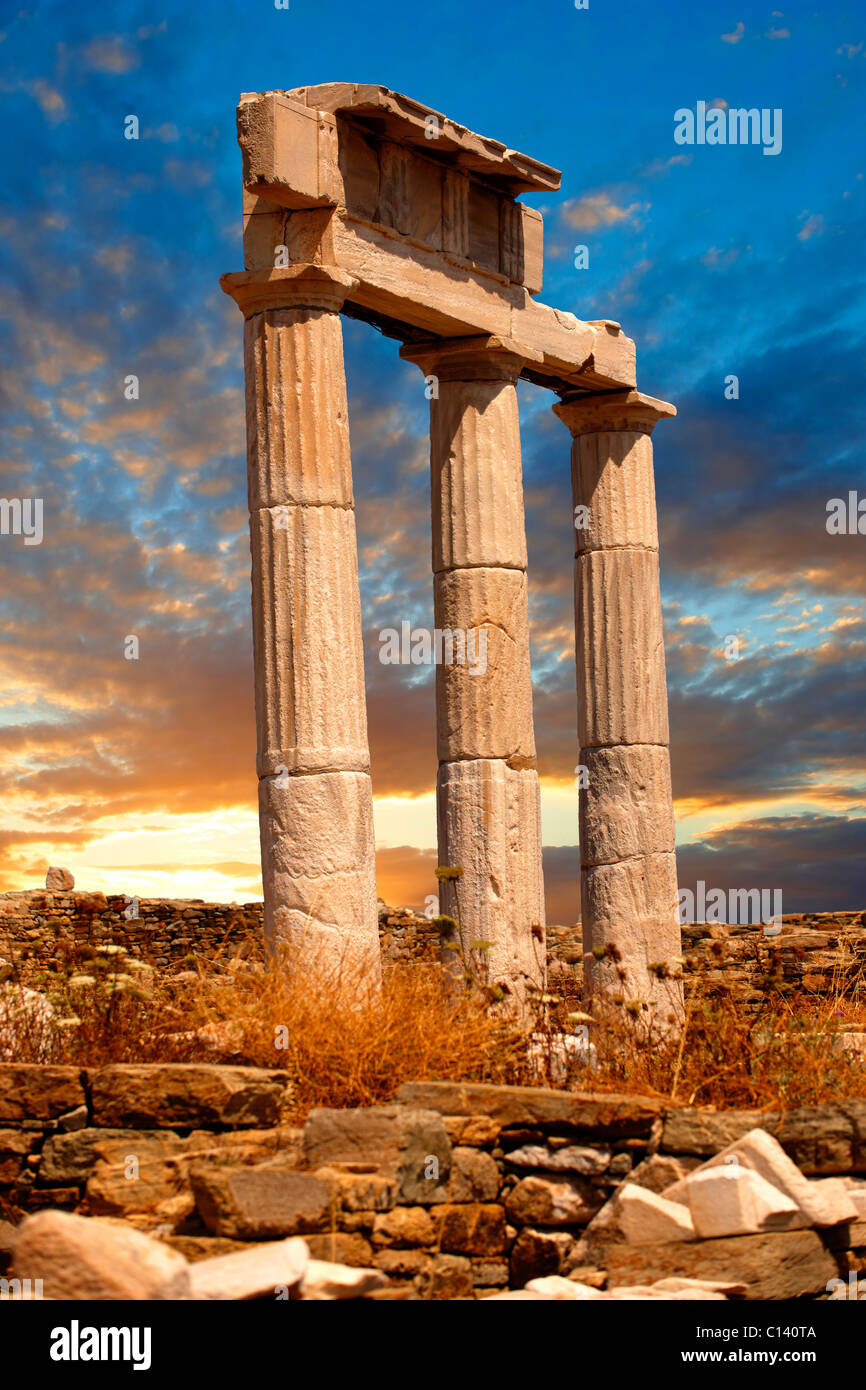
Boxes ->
[221,84,680,1009]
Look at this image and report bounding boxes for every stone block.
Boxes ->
[371,1206,435,1247]
[0,1129,36,1183]
[685,1166,801,1238]
[432,1203,507,1256]
[509,1227,573,1286]
[504,1143,610,1175]
[618,1185,696,1244]
[191,1165,331,1239]
[300,1259,386,1300]
[603,1230,837,1301]
[505,1175,601,1227]
[448,1148,500,1202]
[0,1065,85,1123]
[395,1081,661,1136]
[304,1106,451,1204]
[90,1064,291,1129]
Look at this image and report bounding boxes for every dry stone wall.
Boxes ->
[1,893,864,1008]
[1,1065,865,1300]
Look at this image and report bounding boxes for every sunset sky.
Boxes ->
[1,0,864,923]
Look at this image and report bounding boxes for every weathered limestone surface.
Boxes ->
[400,336,545,1008]
[258,771,379,976]
[582,852,681,998]
[579,745,675,867]
[224,266,380,985]
[436,759,545,994]
[250,505,370,777]
[555,391,680,1014]
[433,566,535,764]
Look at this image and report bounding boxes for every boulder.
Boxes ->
[12,1210,190,1300]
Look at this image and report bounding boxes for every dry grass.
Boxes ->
[2,932,866,1119]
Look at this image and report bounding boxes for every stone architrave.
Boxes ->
[400,336,545,1007]
[222,264,380,985]
[554,390,681,1018]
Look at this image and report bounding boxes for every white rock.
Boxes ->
[300,1259,385,1300]
[189,1237,308,1300]
[617,1185,696,1245]
[686,1165,800,1238]
[525,1276,602,1300]
[664,1128,854,1228]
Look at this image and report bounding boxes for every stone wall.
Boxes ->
[1,1064,865,1299]
[2,892,864,1008]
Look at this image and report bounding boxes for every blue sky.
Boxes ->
[0,0,864,918]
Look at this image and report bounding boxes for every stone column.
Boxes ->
[221,265,380,986]
[553,389,681,1020]
[400,335,545,1008]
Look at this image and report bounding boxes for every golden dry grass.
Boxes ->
[2,932,866,1119]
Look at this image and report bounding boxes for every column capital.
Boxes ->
[400,333,542,383]
[220,264,358,317]
[554,388,676,437]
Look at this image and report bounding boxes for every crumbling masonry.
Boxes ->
[221,84,680,1011]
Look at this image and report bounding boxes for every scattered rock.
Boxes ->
[189,1237,308,1299]
[618,1185,696,1245]
[12,1210,190,1300]
[686,1166,803,1238]
[300,1259,386,1300]
[45,868,74,892]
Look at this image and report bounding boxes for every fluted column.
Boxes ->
[221,265,380,985]
[400,335,545,1008]
[554,389,681,1019]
